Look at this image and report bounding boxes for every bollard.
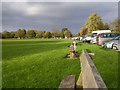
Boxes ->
[70,43,76,58]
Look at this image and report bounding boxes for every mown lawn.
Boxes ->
[2,39,118,88]
[2,39,80,88]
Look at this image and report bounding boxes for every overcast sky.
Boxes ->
[2,2,118,34]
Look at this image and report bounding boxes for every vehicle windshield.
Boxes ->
[115,36,120,40]
[88,33,97,37]
[87,33,92,37]
[92,33,97,37]
[97,34,100,38]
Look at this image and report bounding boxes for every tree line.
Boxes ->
[1,28,73,39]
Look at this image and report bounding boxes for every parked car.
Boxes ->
[82,36,87,41]
[79,36,84,41]
[72,37,79,40]
[90,37,97,44]
[96,33,120,45]
[70,37,73,39]
[84,30,111,42]
[84,33,94,42]
[102,36,120,49]
[112,43,120,50]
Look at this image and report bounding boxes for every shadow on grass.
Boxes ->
[78,42,83,46]
[86,49,92,53]
[99,47,112,51]
[2,40,62,45]
[63,51,80,59]
[2,42,69,60]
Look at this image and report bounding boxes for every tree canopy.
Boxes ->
[64,30,71,38]
[109,19,120,33]
[61,28,72,38]
[36,31,45,38]
[104,22,110,30]
[80,26,88,36]
[43,31,52,38]
[0,33,1,38]
[2,31,10,38]
[85,13,104,34]
[10,31,16,38]
[27,30,36,38]
[15,29,26,39]
[61,28,68,38]
[52,29,60,38]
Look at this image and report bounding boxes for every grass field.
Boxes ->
[2,39,81,88]
[2,39,118,88]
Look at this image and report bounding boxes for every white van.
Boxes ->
[84,30,111,43]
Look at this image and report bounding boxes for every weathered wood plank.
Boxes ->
[76,72,83,88]
[59,75,75,90]
[80,49,107,89]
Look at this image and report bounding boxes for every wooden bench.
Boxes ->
[77,49,107,89]
[59,49,107,90]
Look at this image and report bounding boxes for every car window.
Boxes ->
[91,33,97,37]
[107,34,111,37]
[110,33,115,37]
[101,34,107,38]
[93,33,97,37]
[115,36,120,40]
[101,34,103,38]
[116,33,120,37]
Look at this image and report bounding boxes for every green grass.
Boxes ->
[2,39,118,88]
[2,39,80,88]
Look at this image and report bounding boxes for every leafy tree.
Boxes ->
[61,28,68,38]
[85,13,104,34]
[15,29,26,39]
[36,31,45,38]
[2,31,10,38]
[109,19,120,33]
[27,30,36,38]
[52,29,59,38]
[0,32,2,39]
[79,29,83,36]
[61,28,72,38]
[83,28,88,35]
[43,31,51,38]
[73,33,78,37]
[80,26,88,36]
[56,32,62,37]
[10,31,16,38]
[21,29,26,38]
[104,22,110,30]
[64,30,71,38]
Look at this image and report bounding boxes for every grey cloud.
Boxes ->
[2,2,118,33]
